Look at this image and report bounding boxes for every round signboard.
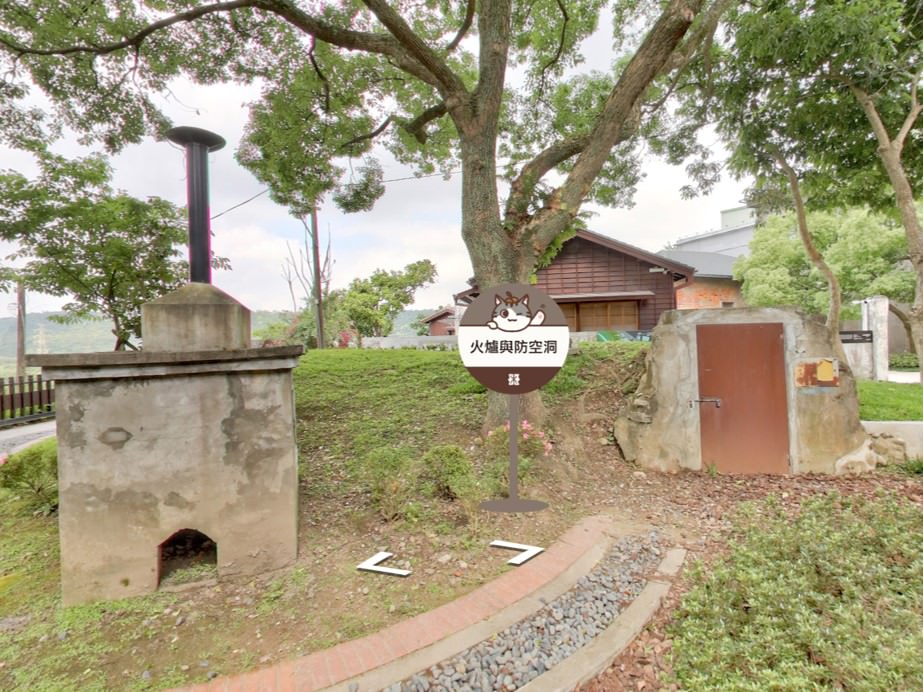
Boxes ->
[458,283,569,394]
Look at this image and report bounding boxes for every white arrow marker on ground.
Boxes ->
[490,540,545,566]
[357,551,412,577]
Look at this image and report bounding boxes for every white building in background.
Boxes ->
[672,206,756,258]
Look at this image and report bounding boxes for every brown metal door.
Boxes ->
[696,323,789,474]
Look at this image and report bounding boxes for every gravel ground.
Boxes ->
[379,533,663,692]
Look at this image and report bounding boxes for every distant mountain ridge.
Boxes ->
[0,308,440,357]
[0,310,292,356]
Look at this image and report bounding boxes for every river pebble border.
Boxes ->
[376,532,663,692]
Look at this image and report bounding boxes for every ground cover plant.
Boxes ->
[857,380,923,421]
[667,492,923,690]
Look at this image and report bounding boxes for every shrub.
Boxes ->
[890,352,919,370]
[481,419,551,495]
[0,436,58,513]
[421,445,475,500]
[903,458,923,475]
[355,446,421,521]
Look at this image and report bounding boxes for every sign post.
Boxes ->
[458,283,569,512]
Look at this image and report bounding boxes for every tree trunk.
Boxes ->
[776,155,846,360]
[15,282,25,379]
[849,87,923,381]
[458,131,545,431]
[878,149,923,382]
[311,207,325,349]
[889,302,915,354]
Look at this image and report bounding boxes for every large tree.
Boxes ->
[700,0,923,375]
[0,0,729,423]
[0,150,227,350]
[735,209,915,340]
[340,259,437,343]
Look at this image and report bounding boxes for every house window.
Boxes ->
[563,301,639,331]
[721,301,735,308]
[447,328,455,336]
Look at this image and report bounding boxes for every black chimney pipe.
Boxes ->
[166,126,226,283]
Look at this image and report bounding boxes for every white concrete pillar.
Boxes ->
[866,296,889,380]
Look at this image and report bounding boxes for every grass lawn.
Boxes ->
[669,492,923,690]
[857,379,923,420]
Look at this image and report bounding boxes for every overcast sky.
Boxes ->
[0,17,750,318]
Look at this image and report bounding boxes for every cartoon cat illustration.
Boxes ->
[487,291,546,332]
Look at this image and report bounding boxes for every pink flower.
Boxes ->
[487,430,494,437]
[0,454,6,467]
[523,433,530,440]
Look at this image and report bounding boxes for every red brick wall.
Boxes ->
[676,278,743,309]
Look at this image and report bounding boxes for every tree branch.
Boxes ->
[445,0,476,52]
[307,35,331,113]
[360,0,467,95]
[0,0,260,57]
[405,102,447,143]
[472,0,513,129]
[524,0,703,249]
[537,0,570,96]
[505,135,590,220]
[337,115,394,151]
[894,68,923,154]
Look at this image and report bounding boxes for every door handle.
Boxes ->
[690,397,721,408]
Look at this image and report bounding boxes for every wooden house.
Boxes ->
[418,307,456,336]
[455,229,695,332]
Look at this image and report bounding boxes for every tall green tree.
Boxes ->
[0,0,732,425]
[340,259,437,344]
[0,151,227,350]
[735,208,915,344]
[700,0,923,374]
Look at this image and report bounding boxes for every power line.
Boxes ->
[208,168,463,220]
[210,188,269,220]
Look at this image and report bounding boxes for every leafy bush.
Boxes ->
[669,493,923,690]
[421,444,475,500]
[902,458,923,475]
[481,419,551,495]
[0,437,58,513]
[890,352,919,370]
[354,446,421,521]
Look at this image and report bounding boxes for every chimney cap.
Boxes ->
[166,126,226,152]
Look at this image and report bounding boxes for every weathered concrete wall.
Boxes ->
[142,283,251,352]
[842,341,874,380]
[33,348,302,605]
[615,307,869,475]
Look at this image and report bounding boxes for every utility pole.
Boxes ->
[311,207,325,349]
[15,281,25,378]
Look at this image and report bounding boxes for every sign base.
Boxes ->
[480,498,548,513]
